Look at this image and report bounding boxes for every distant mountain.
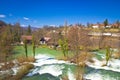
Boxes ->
[31,27,40,31]
[21,25,40,31]
[0,20,7,27]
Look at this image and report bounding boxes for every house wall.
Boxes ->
[92,25,99,28]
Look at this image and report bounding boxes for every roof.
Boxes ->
[40,37,51,42]
[40,37,45,41]
[44,37,51,41]
[21,35,32,40]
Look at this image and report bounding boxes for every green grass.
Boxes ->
[13,45,108,61]
[97,49,106,54]
[95,54,103,60]
[13,45,63,58]
[93,49,106,60]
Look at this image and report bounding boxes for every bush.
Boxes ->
[0,61,14,70]
[61,75,69,80]
[112,53,120,59]
[17,56,26,63]
[17,56,35,63]
[27,56,35,62]
[56,55,68,61]
[14,64,34,79]
[77,52,94,64]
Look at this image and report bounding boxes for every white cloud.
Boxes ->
[21,24,27,27]
[0,14,6,18]
[23,17,29,20]
[50,25,56,27]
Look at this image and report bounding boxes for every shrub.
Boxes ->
[17,55,26,63]
[75,66,84,80]
[56,55,68,61]
[105,46,111,65]
[1,61,14,70]
[14,64,34,79]
[77,52,94,65]
[26,56,35,62]
[17,56,35,63]
[112,53,120,59]
[61,75,69,80]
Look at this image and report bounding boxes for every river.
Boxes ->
[22,54,120,80]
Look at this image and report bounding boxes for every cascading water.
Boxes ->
[22,54,120,80]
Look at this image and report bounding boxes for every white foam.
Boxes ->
[35,54,54,60]
[33,59,67,67]
[85,72,116,80]
[86,58,120,72]
[27,64,64,77]
[93,52,105,58]
[85,73,103,80]
[68,68,76,80]
[26,68,39,76]
[27,54,71,77]
[26,54,120,80]
[38,65,64,77]
[33,54,72,67]
[11,67,20,75]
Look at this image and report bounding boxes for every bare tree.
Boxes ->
[67,26,90,62]
[0,24,13,62]
[67,26,92,80]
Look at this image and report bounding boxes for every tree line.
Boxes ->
[0,20,33,62]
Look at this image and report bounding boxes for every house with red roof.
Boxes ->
[21,35,32,44]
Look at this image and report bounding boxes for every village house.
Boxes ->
[40,37,51,44]
[92,24,111,28]
[92,24,99,28]
[112,23,120,28]
[21,35,32,44]
[92,24,104,28]
[98,24,105,28]
[105,25,112,28]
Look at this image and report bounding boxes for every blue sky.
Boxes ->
[0,0,120,27]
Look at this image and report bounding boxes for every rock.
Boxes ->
[0,69,14,79]
[12,59,19,66]
[0,63,5,66]
[101,64,107,67]
[0,69,14,75]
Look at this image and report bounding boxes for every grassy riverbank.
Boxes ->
[13,45,63,58]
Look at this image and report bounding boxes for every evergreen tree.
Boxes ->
[32,34,36,57]
[27,25,32,35]
[116,20,120,28]
[59,38,68,57]
[105,46,112,65]
[104,19,108,27]
[24,39,28,58]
